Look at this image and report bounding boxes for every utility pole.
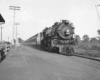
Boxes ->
[16,24,17,42]
[8,37,9,42]
[95,5,100,20]
[15,22,19,44]
[9,6,20,44]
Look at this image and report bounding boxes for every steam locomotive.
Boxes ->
[26,20,76,55]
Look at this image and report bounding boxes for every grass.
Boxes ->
[74,41,100,57]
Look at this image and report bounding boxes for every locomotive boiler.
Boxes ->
[39,20,76,55]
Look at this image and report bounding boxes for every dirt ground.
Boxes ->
[0,45,100,80]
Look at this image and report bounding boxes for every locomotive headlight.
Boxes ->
[64,29,70,37]
[66,30,70,34]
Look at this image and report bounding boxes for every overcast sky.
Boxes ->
[0,0,100,41]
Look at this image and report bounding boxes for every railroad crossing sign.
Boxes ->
[0,14,5,25]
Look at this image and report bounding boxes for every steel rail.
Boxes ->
[72,53,100,62]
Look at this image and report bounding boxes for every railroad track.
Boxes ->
[72,53,100,62]
[24,44,100,62]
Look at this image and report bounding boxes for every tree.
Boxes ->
[74,35,81,43]
[18,38,24,43]
[97,29,100,36]
[82,34,90,42]
[13,39,16,44]
[90,37,97,42]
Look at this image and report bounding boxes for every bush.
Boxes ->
[90,45,100,51]
[75,42,100,57]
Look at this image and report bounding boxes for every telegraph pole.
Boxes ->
[9,6,20,44]
[95,5,100,20]
[16,24,17,42]
[15,22,19,44]
[8,37,9,42]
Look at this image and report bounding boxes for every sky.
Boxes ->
[0,0,100,41]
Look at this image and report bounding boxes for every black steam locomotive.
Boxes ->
[26,20,76,55]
